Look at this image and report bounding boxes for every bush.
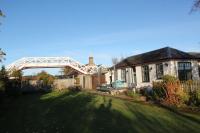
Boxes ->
[0,66,23,97]
[0,80,5,101]
[68,86,82,92]
[0,80,5,92]
[181,80,200,106]
[177,89,190,105]
[5,79,22,96]
[36,71,55,91]
[188,90,200,106]
[162,75,178,83]
[152,82,166,101]
[152,75,189,107]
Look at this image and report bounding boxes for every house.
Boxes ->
[108,47,200,88]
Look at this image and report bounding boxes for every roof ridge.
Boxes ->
[113,46,199,69]
[127,46,171,59]
[167,47,172,58]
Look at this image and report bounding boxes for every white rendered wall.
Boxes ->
[106,60,200,88]
[135,60,200,88]
[105,72,111,84]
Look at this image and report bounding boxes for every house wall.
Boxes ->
[126,67,135,87]
[136,60,200,88]
[110,60,200,89]
[167,60,199,80]
[105,72,111,84]
[191,61,199,80]
[136,66,152,88]
[92,74,106,89]
[136,61,172,88]
[109,69,122,81]
[78,75,93,89]
[117,69,122,80]
[105,68,136,88]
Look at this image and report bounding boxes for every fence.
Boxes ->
[54,79,75,90]
[180,80,200,92]
[24,77,92,90]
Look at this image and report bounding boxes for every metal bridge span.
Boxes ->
[6,57,98,74]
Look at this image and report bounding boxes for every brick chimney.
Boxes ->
[89,56,95,66]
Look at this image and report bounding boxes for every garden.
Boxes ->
[0,89,200,133]
[0,67,200,133]
[0,51,200,133]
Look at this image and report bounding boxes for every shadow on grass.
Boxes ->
[0,90,133,133]
[156,103,200,124]
[0,90,200,133]
[39,91,135,133]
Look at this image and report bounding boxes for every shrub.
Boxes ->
[5,79,22,96]
[197,90,200,106]
[68,86,82,92]
[188,90,200,106]
[181,80,200,106]
[152,75,189,107]
[162,75,178,83]
[0,80,5,101]
[164,82,189,107]
[0,80,5,92]
[36,71,55,90]
[9,69,23,80]
[0,66,24,97]
[152,82,166,101]
[178,89,190,105]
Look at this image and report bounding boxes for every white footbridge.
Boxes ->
[6,57,99,74]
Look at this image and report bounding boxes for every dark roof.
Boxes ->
[114,47,198,69]
[188,52,200,60]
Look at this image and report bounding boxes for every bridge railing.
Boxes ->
[6,57,99,75]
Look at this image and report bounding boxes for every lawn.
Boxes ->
[0,90,200,133]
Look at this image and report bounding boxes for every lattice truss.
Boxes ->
[6,57,99,74]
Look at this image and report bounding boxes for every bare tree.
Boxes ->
[120,56,124,62]
[191,0,200,12]
[0,48,6,62]
[61,67,74,76]
[0,9,5,22]
[0,10,4,17]
[112,57,119,65]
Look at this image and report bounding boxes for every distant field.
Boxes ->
[0,90,200,133]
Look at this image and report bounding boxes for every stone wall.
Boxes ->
[28,77,93,90]
[54,79,75,90]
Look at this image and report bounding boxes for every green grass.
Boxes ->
[0,90,200,133]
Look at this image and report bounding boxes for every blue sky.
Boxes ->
[0,0,200,75]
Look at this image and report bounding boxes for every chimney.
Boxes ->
[89,56,95,66]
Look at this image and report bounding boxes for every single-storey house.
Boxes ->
[108,47,200,88]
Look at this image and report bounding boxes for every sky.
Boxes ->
[0,0,200,75]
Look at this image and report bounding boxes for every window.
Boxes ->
[121,69,126,82]
[156,63,164,79]
[178,62,192,81]
[142,65,150,82]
